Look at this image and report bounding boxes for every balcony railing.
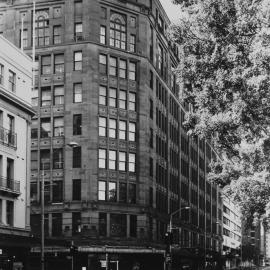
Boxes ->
[0,126,17,149]
[0,176,20,194]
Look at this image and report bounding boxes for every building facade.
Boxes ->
[0,0,223,269]
[222,197,242,269]
[0,35,35,269]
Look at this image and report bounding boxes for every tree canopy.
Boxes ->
[170,0,270,223]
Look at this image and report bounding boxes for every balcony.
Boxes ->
[0,126,17,149]
[0,176,20,196]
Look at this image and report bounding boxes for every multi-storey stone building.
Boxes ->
[222,196,242,268]
[0,35,35,269]
[0,0,223,269]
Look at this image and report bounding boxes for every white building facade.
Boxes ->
[223,197,242,269]
[0,35,35,268]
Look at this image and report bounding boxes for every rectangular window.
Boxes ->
[73,83,82,103]
[100,25,106,44]
[53,25,61,44]
[0,64,3,84]
[52,213,62,236]
[72,146,81,168]
[53,117,64,137]
[109,88,117,107]
[41,87,51,107]
[129,153,135,172]
[72,179,81,201]
[130,34,136,52]
[119,152,126,171]
[30,182,38,202]
[149,157,153,176]
[74,51,82,71]
[128,122,136,141]
[119,183,127,202]
[98,181,106,201]
[109,150,116,170]
[31,150,38,170]
[54,85,64,105]
[150,70,153,89]
[99,117,107,137]
[99,86,107,105]
[108,182,116,202]
[109,56,117,76]
[99,54,107,74]
[109,119,116,138]
[110,214,126,237]
[6,201,14,226]
[129,92,136,111]
[119,59,127,79]
[74,22,83,40]
[158,44,164,72]
[129,62,136,80]
[130,215,137,237]
[20,29,28,48]
[52,181,63,202]
[150,128,153,148]
[8,70,16,92]
[41,55,51,75]
[99,149,106,169]
[128,183,136,203]
[150,99,153,119]
[119,120,126,140]
[119,90,127,109]
[99,213,107,236]
[73,114,82,135]
[54,54,64,73]
[72,212,81,235]
[40,149,50,170]
[40,118,51,138]
[75,1,82,16]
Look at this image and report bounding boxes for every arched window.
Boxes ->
[35,11,49,46]
[110,13,126,50]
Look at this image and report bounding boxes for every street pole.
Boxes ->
[166,207,190,270]
[41,162,44,270]
[205,228,206,270]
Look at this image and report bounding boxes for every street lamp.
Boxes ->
[169,206,190,233]
[165,207,190,270]
[204,222,219,270]
[40,141,79,270]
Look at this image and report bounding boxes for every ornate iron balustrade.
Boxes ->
[0,126,17,148]
[0,176,20,194]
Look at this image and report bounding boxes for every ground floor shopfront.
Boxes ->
[0,233,34,270]
[28,246,165,270]
[26,243,223,270]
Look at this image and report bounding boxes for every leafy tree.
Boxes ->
[170,0,270,222]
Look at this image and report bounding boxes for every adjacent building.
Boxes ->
[0,0,223,269]
[0,35,35,269]
[222,196,242,269]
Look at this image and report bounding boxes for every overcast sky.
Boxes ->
[159,0,181,22]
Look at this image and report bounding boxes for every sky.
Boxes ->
[159,0,181,22]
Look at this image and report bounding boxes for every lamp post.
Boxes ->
[40,142,79,270]
[169,206,190,233]
[204,222,219,270]
[165,206,190,270]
